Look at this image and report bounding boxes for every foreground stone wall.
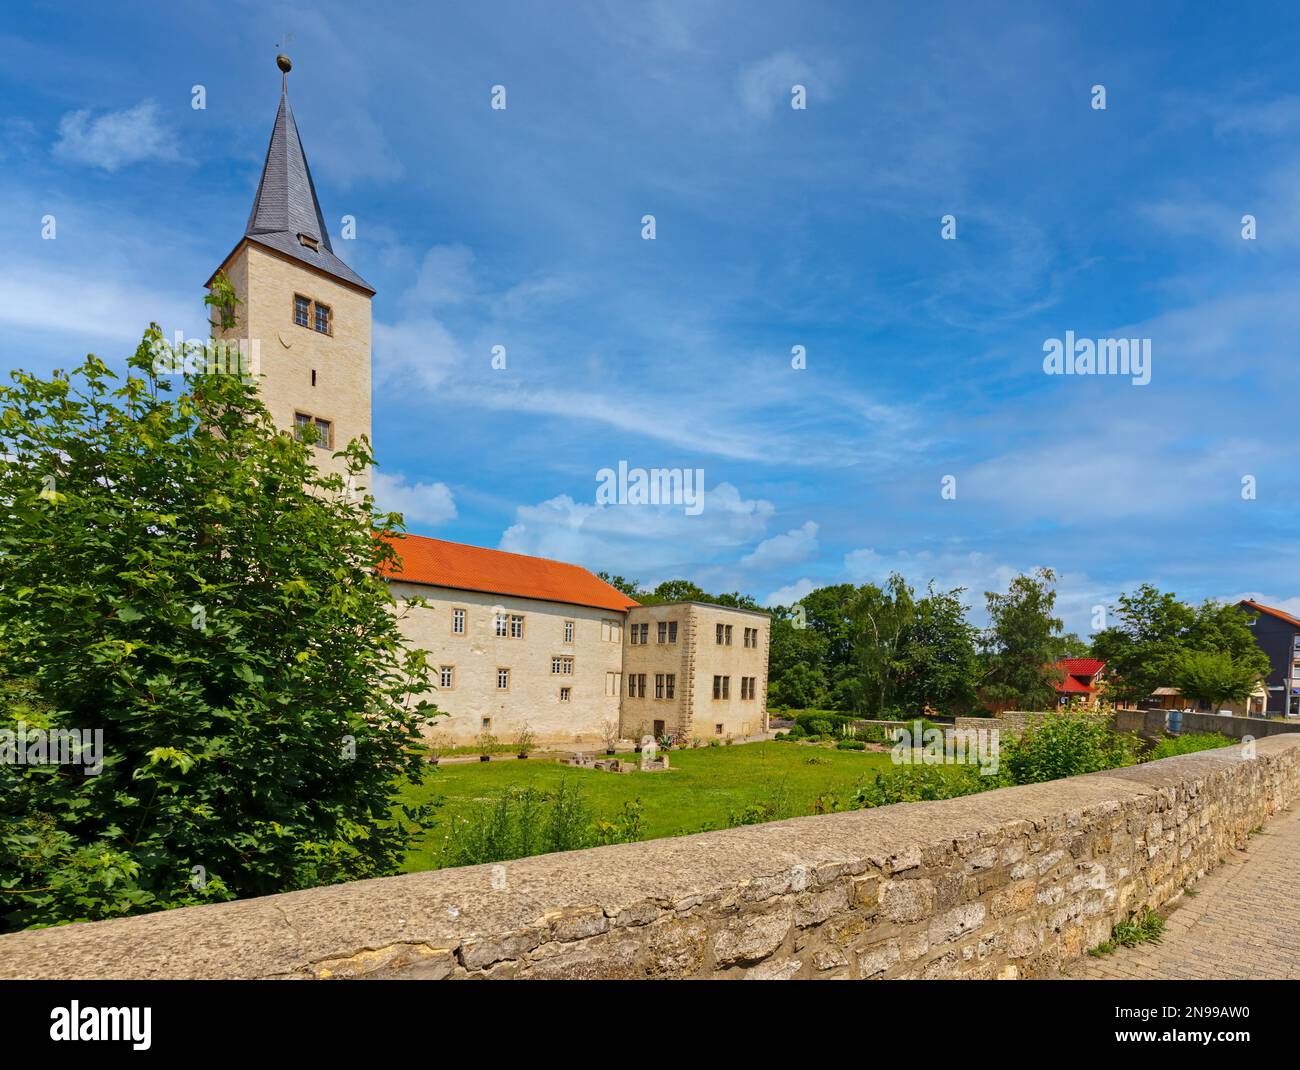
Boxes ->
[2,736,1297,980]
[1114,707,1300,742]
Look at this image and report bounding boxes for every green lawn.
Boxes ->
[398,741,901,872]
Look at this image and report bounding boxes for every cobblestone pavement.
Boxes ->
[1063,804,1300,979]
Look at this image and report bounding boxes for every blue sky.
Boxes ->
[3,0,1300,633]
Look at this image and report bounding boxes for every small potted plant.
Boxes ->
[601,719,619,756]
[476,729,497,762]
[633,722,648,754]
[515,724,536,760]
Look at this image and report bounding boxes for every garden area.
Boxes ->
[397,712,1240,874]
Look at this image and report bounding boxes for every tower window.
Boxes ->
[293,411,332,449]
[294,295,311,327]
[297,232,319,250]
[314,302,331,334]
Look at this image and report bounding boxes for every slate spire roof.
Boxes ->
[240,88,374,294]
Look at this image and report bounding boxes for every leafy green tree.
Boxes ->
[843,574,915,716]
[980,568,1063,710]
[1170,650,1261,713]
[894,584,980,713]
[595,572,642,598]
[1091,585,1268,703]
[0,315,437,931]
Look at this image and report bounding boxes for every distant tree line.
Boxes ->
[601,570,1269,718]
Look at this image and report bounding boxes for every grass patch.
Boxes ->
[1089,908,1165,956]
[1149,732,1235,761]
[398,741,912,872]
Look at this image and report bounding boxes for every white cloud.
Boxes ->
[499,481,774,575]
[53,101,179,172]
[405,244,477,308]
[0,261,197,343]
[373,316,466,391]
[737,51,835,118]
[740,520,818,569]
[764,577,816,606]
[371,470,457,528]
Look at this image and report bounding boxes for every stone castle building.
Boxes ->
[208,61,769,746]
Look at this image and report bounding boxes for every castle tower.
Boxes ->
[207,55,374,482]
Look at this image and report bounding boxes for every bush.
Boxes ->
[853,765,991,807]
[836,740,866,751]
[1002,710,1137,786]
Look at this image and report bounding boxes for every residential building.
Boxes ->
[386,537,770,746]
[1051,658,1105,705]
[1238,600,1300,717]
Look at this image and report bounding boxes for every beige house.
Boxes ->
[207,63,769,748]
[383,534,768,746]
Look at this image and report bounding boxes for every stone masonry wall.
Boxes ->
[2,736,1297,980]
[954,711,1048,739]
[1114,707,1300,742]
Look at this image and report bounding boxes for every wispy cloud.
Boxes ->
[53,100,179,171]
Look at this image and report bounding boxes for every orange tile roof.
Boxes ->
[1239,599,1300,630]
[380,532,640,613]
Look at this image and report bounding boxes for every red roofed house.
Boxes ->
[1051,658,1106,705]
[384,533,770,747]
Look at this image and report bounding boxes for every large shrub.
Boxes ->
[1001,709,1137,785]
[0,318,437,930]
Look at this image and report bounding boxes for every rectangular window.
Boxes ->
[723,676,730,699]
[497,668,510,690]
[716,623,724,644]
[452,608,465,634]
[655,673,664,699]
[640,623,649,644]
[601,619,622,643]
[657,621,667,643]
[495,613,508,638]
[713,675,730,699]
[628,625,638,646]
[639,673,646,697]
[564,620,575,643]
[481,717,492,731]
[716,723,724,735]
[294,295,311,327]
[552,656,574,675]
[725,624,733,646]
[314,302,331,334]
[668,621,677,643]
[713,675,721,699]
[665,673,675,700]
[293,411,331,449]
[628,674,636,697]
[605,671,622,697]
[439,665,454,689]
[510,614,524,639]
[560,687,571,702]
